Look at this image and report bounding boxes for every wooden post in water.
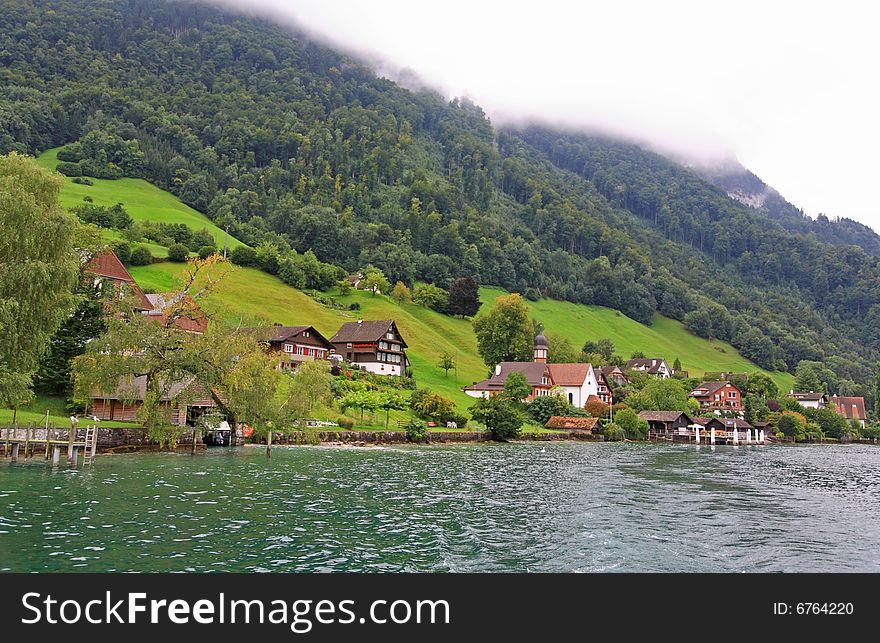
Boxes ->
[67,417,76,463]
[52,445,61,466]
[24,424,32,458]
[266,429,272,458]
[44,414,51,460]
[11,442,19,463]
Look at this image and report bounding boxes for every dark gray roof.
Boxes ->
[465,362,549,391]
[534,332,548,347]
[638,410,692,423]
[330,320,407,347]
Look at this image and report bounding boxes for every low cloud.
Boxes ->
[206,0,880,229]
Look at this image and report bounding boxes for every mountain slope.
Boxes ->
[696,159,880,256]
[129,262,794,408]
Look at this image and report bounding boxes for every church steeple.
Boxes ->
[533,330,548,363]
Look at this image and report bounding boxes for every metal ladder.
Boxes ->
[82,425,97,466]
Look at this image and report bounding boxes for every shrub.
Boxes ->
[198,245,215,260]
[349,302,360,311]
[129,245,153,266]
[167,243,190,262]
[405,419,429,442]
[55,161,83,177]
[229,245,258,267]
[72,176,93,185]
[337,417,355,430]
[614,408,648,440]
[602,423,625,441]
[111,241,131,265]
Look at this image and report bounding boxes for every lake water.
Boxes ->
[1,442,879,572]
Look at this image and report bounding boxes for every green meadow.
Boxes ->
[479,287,794,391]
[35,147,245,251]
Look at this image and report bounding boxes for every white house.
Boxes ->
[787,390,827,410]
[625,358,672,378]
[547,363,599,407]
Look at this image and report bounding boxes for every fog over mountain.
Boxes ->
[209,0,880,232]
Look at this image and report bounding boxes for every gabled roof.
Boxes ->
[330,320,407,347]
[258,324,333,347]
[788,391,827,402]
[85,250,153,311]
[638,410,692,423]
[464,362,550,391]
[626,358,668,374]
[545,416,599,430]
[829,395,867,421]
[547,363,591,386]
[689,381,736,397]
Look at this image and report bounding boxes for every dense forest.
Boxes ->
[696,160,880,256]
[1,0,879,406]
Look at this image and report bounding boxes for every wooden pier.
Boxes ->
[1,423,99,467]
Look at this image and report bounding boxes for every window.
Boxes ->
[387,332,394,340]
[714,394,720,401]
[728,391,737,398]
[283,344,294,353]
[346,343,352,349]
[392,344,400,352]
[303,331,310,337]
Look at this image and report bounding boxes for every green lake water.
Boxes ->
[1,442,879,572]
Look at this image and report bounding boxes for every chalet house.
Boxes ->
[144,293,209,334]
[330,319,408,376]
[626,358,672,378]
[256,324,335,370]
[545,416,600,432]
[638,411,694,435]
[89,376,216,426]
[85,249,153,311]
[463,361,554,400]
[596,365,627,405]
[829,395,867,428]
[689,381,743,414]
[348,273,364,290]
[547,363,599,407]
[787,391,828,409]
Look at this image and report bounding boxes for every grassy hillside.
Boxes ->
[129,262,486,411]
[479,287,795,391]
[130,262,794,412]
[35,147,245,251]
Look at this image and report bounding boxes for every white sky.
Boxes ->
[215,0,880,231]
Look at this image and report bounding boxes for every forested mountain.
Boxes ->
[696,160,880,256]
[1,0,878,403]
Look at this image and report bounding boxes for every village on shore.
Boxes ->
[4,247,873,458]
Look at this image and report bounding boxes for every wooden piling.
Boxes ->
[24,424,32,458]
[52,445,61,466]
[11,442,19,463]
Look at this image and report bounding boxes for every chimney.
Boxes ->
[495,364,502,376]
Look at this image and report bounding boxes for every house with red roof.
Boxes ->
[829,395,867,428]
[85,249,153,311]
[689,380,743,414]
[464,331,599,404]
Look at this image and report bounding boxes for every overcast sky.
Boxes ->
[216,0,880,231]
